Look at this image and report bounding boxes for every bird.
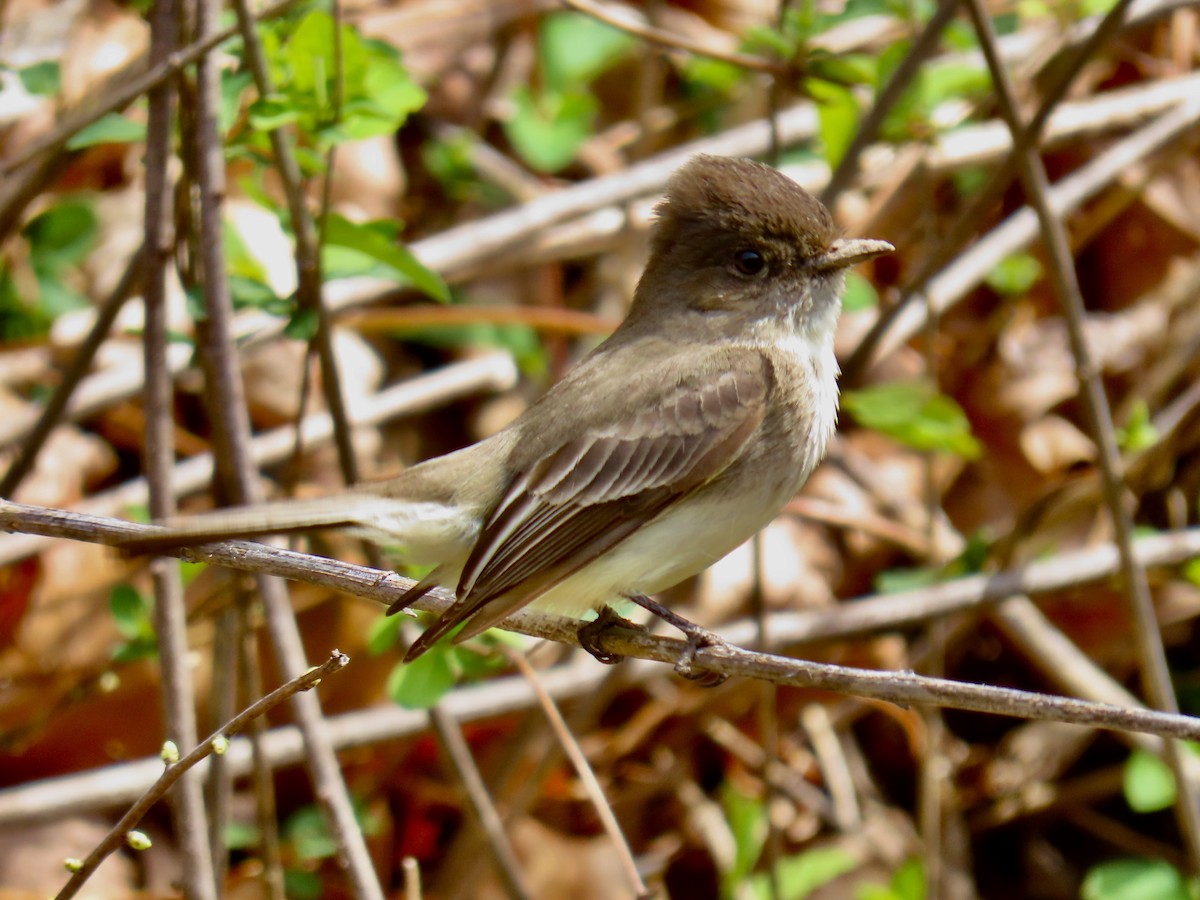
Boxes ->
[121,154,892,675]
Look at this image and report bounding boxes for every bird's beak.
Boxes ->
[813,238,894,272]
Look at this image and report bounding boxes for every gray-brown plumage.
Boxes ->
[122,155,892,668]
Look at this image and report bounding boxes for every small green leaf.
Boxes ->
[1124,749,1177,812]
[681,56,745,96]
[24,200,98,271]
[323,213,448,302]
[19,61,61,96]
[247,95,302,130]
[67,113,146,149]
[1118,401,1159,452]
[888,858,927,900]
[284,307,320,341]
[750,846,857,899]
[367,613,403,655]
[283,870,323,900]
[224,821,260,850]
[720,782,767,890]
[842,272,879,312]
[504,85,596,173]
[1081,858,1193,900]
[986,252,1042,296]
[387,645,455,709]
[540,12,635,90]
[808,78,859,168]
[284,805,339,860]
[403,321,548,378]
[874,566,942,594]
[110,584,152,641]
[843,381,981,458]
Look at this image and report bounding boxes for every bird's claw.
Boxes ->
[672,626,728,687]
[577,605,645,665]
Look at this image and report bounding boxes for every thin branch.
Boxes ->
[560,0,785,74]
[843,0,1146,383]
[6,501,1200,743]
[428,708,532,899]
[961,0,1200,867]
[850,89,1200,377]
[140,0,216,892]
[54,651,348,900]
[821,0,958,204]
[186,0,384,889]
[508,652,650,899]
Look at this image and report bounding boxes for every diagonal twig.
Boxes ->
[54,651,348,900]
[961,0,1200,868]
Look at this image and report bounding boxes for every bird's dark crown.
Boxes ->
[651,155,835,259]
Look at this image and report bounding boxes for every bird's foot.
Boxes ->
[577,605,644,665]
[624,593,728,687]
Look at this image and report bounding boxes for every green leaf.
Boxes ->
[361,39,427,121]
[284,307,320,341]
[1118,400,1159,452]
[19,61,61,96]
[874,566,943,594]
[284,805,339,860]
[720,782,767,890]
[24,200,98,271]
[247,94,302,130]
[322,213,448,301]
[750,846,857,899]
[843,381,982,458]
[986,252,1042,296]
[540,11,635,90]
[402,321,548,378]
[842,271,879,312]
[67,113,146,149]
[888,858,927,900]
[219,69,253,136]
[223,821,259,850]
[1183,558,1200,587]
[809,78,859,168]
[1081,858,1194,900]
[1124,749,1177,812]
[387,645,455,709]
[283,870,323,900]
[504,85,596,173]
[110,584,153,641]
[367,613,403,655]
[681,56,746,96]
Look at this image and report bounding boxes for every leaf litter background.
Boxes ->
[1,0,1200,897]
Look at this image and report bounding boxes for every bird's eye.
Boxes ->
[733,249,766,276]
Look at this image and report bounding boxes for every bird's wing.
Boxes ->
[402,350,772,660]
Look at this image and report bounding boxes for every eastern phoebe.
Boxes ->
[123,155,892,673]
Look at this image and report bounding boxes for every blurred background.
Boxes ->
[1,0,1200,896]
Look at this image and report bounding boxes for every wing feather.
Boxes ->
[404,352,773,659]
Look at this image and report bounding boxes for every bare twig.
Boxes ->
[961,0,1200,867]
[561,0,785,74]
[428,708,532,899]
[821,0,958,204]
[139,0,215,892]
[185,0,384,890]
[5,501,1200,743]
[508,652,650,899]
[54,651,348,900]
